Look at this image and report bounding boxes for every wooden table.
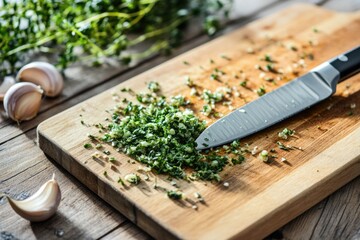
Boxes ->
[1,1,359,239]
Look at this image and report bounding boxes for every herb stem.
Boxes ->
[6,34,58,56]
[129,17,188,47]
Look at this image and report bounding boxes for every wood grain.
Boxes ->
[36,4,360,240]
[0,133,127,239]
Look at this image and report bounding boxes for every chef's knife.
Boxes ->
[196,45,360,150]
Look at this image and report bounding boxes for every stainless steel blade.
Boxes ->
[195,63,340,150]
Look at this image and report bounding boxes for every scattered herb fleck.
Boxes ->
[240,80,248,87]
[185,76,194,87]
[121,88,134,94]
[221,55,231,61]
[266,64,277,73]
[83,143,92,149]
[95,144,103,150]
[308,53,314,60]
[202,89,224,104]
[125,173,141,185]
[290,45,298,51]
[256,86,266,96]
[201,104,213,116]
[148,81,160,93]
[117,177,125,186]
[167,190,184,200]
[264,54,273,62]
[276,141,293,151]
[194,192,205,203]
[278,128,295,140]
[170,95,189,107]
[87,134,97,141]
[258,150,269,163]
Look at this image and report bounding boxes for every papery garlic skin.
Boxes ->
[3,82,43,122]
[0,76,16,101]
[7,174,61,222]
[17,62,64,97]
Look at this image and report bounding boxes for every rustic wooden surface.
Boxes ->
[1,1,360,240]
[36,3,360,239]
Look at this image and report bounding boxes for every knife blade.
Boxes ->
[196,45,360,150]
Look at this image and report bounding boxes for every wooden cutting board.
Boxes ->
[37,4,360,240]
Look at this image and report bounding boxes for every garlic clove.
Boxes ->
[16,62,64,97]
[6,174,61,222]
[3,82,43,122]
[0,76,16,101]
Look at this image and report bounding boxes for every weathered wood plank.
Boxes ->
[0,134,127,240]
[100,222,152,240]
[281,176,360,240]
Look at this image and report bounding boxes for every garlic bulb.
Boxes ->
[16,62,64,97]
[0,76,16,101]
[3,82,43,122]
[6,174,61,222]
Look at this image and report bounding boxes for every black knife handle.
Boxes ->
[329,45,360,82]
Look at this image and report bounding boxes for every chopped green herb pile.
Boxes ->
[99,85,246,181]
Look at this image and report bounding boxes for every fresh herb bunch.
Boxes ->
[0,0,232,76]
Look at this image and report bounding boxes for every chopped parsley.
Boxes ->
[240,80,248,87]
[258,150,269,163]
[83,143,92,149]
[276,141,293,151]
[147,81,160,92]
[202,89,224,104]
[117,177,125,186]
[263,54,273,62]
[266,63,277,73]
[185,76,194,87]
[167,190,184,200]
[136,93,157,103]
[98,86,246,181]
[201,104,213,116]
[278,128,295,140]
[290,45,298,51]
[256,86,266,96]
[221,55,231,61]
[125,173,141,185]
[170,95,189,107]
